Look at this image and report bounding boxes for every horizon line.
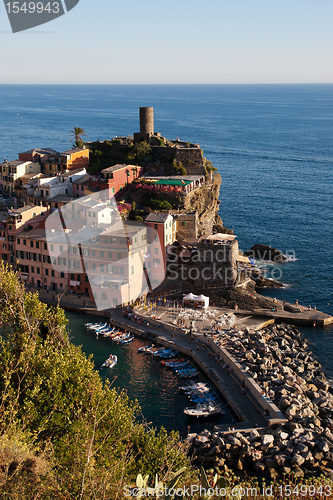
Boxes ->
[1,82,333,86]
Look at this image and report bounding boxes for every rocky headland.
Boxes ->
[188,323,333,479]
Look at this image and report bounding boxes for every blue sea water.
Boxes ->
[0,84,332,429]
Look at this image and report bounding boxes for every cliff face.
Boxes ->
[184,174,232,237]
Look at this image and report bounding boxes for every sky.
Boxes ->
[1,0,333,84]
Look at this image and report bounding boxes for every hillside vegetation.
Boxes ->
[0,263,190,499]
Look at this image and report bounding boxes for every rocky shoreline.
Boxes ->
[187,323,333,479]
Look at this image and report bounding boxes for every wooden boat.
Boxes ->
[158,350,178,358]
[161,358,185,366]
[164,361,189,369]
[190,395,216,404]
[174,366,195,373]
[152,348,173,356]
[119,336,134,344]
[101,355,117,369]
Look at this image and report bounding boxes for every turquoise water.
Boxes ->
[0,84,332,427]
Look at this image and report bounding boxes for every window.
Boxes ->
[23,239,26,245]
[61,272,65,278]
[85,276,89,282]
[154,235,158,242]
[92,263,96,271]
[36,241,39,249]
[31,266,35,273]
[37,268,40,274]
[117,266,124,275]
[108,251,112,259]
[92,249,95,257]
[182,222,186,226]
[71,274,74,280]
[112,187,115,194]
[81,185,84,191]
[134,236,137,243]
[51,270,55,277]
[101,292,107,301]
[30,241,34,248]
[131,265,134,275]
[153,258,161,264]
[100,251,104,258]
[117,252,121,260]
[44,243,47,250]
[155,248,159,255]
[166,235,168,242]
[154,224,158,230]
[100,264,105,272]
[60,245,63,253]
[50,244,54,251]
[45,269,49,276]
[169,221,172,227]
[17,238,20,244]
[32,212,36,217]
[77,275,81,281]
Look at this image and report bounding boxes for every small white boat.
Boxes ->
[184,402,225,418]
[138,345,154,352]
[180,382,209,392]
[101,354,117,369]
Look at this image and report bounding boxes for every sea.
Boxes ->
[0,84,332,434]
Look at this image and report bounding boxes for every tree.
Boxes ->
[131,166,138,179]
[69,127,87,149]
[0,263,190,497]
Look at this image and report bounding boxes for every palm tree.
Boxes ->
[69,127,87,148]
[131,166,138,179]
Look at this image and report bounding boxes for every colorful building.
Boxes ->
[0,160,41,195]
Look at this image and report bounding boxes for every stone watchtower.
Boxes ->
[134,106,161,143]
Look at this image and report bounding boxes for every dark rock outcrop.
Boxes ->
[245,244,287,263]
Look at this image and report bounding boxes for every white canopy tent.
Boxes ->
[183,293,209,309]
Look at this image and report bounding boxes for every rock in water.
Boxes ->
[245,244,287,262]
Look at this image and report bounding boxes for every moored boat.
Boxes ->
[101,354,117,369]
[184,402,225,418]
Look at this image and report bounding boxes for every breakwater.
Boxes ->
[187,323,333,479]
[109,308,333,478]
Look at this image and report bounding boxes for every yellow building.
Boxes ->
[0,160,41,195]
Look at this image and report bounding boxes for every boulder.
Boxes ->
[261,434,274,446]
[228,437,242,447]
[265,458,278,469]
[293,468,304,478]
[275,431,289,441]
[296,442,309,454]
[249,430,260,441]
[291,453,305,467]
[253,461,266,472]
[317,440,330,453]
[275,454,288,466]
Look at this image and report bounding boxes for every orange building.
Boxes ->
[61,148,89,171]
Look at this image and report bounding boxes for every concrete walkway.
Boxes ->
[234,307,333,327]
[110,308,268,432]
